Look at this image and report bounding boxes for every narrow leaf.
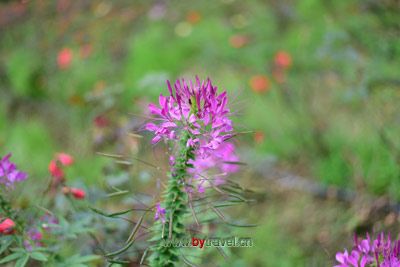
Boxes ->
[107,190,130,197]
[0,238,13,255]
[0,252,23,264]
[125,213,145,244]
[140,248,149,265]
[30,252,48,262]
[15,254,29,267]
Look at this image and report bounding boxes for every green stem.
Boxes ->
[0,194,13,218]
[149,132,194,267]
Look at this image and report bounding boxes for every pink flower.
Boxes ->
[56,153,74,166]
[0,153,28,187]
[154,203,166,223]
[57,48,73,69]
[0,218,15,235]
[48,153,73,179]
[335,232,400,267]
[145,77,233,156]
[63,187,86,199]
[70,188,86,199]
[48,160,64,179]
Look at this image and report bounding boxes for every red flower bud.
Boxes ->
[0,218,15,235]
[57,48,73,70]
[70,188,86,199]
[48,160,64,178]
[274,50,292,69]
[57,153,74,166]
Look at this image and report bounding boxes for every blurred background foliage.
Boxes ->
[0,0,399,266]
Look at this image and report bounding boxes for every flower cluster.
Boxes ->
[0,153,28,187]
[146,78,240,194]
[145,77,241,200]
[145,77,233,156]
[335,232,400,267]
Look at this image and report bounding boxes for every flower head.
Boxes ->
[154,203,166,224]
[145,77,233,156]
[335,232,400,267]
[0,153,28,187]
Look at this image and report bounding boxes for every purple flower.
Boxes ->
[0,154,28,187]
[335,232,400,267]
[144,77,233,156]
[145,77,239,195]
[40,213,59,232]
[24,227,43,251]
[154,203,166,224]
[187,142,240,193]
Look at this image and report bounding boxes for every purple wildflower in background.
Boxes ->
[0,154,28,187]
[40,213,59,232]
[154,203,166,224]
[335,232,400,267]
[145,77,233,156]
[24,228,43,251]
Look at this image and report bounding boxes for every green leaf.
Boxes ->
[73,255,101,263]
[30,252,48,262]
[105,236,136,258]
[125,213,145,244]
[108,208,136,217]
[107,190,130,197]
[89,206,109,217]
[0,238,13,255]
[65,254,100,265]
[106,258,130,264]
[15,254,29,267]
[0,252,23,264]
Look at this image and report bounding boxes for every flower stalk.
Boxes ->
[149,132,194,267]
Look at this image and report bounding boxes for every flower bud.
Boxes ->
[48,160,64,179]
[57,153,74,166]
[70,188,86,199]
[0,218,15,235]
